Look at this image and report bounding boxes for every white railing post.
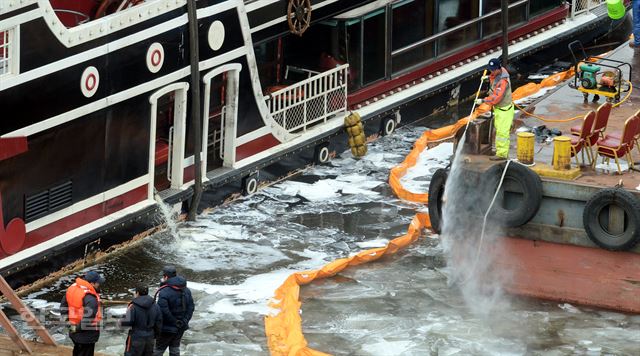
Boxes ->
[571,0,576,20]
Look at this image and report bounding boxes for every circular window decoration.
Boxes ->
[208,21,225,51]
[80,66,100,98]
[146,42,165,73]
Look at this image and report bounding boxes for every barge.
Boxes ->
[0,0,630,280]
[428,42,640,312]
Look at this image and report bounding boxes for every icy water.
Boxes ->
[15,122,640,355]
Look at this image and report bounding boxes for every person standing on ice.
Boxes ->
[120,284,162,356]
[476,58,514,161]
[153,266,194,356]
[60,271,105,356]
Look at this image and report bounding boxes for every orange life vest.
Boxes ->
[65,277,102,326]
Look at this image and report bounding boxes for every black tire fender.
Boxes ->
[480,162,543,227]
[428,168,449,234]
[583,188,640,251]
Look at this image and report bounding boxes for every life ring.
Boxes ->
[427,168,448,234]
[287,0,312,36]
[583,188,640,251]
[479,162,543,227]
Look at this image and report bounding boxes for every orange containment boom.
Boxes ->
[264,66,579,356]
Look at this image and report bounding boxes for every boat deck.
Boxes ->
[478,43,640,190]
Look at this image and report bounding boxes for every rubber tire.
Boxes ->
[428,168,449,234]
[381,116,396,136]
[583,188,640,251]
[314,144,330,164]
[480,162,543,227]
[242,174,258,196]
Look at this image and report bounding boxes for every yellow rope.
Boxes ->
[514,80,634,123]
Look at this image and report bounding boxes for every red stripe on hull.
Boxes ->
[236,134,280,161]
[7,185,148,257]
[497,238,640,313]
[0,137,28,161]
[348,6,568,106]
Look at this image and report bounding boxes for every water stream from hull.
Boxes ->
[154,188,180,238]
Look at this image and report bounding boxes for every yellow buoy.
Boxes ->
[553,136,572,171]
[516,132,535,165]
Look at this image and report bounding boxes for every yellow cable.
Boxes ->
[514,80,633,123]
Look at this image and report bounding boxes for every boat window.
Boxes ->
[0,29,15,77]
[50,0,148,28]
[437,0,480,54]
[361,9,386,85]
[345,19,363,90]
[254,22,342,93]
[481,0,527,38]
[530,0,564,16]
[391,0,435,74]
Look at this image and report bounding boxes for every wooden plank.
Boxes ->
[0,308,31,354]
[0,275,57,345]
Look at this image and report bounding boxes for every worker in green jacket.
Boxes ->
[476,58,514,161]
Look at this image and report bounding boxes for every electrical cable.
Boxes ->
[513,80,633,123]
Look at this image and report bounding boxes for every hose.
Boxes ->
[513,80,633,123]
[460,159,513,285]
[464,70,488,133]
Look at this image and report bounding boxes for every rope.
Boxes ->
[513,80,634,123]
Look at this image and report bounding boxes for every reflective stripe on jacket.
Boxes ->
[485,68,512,109]
[65,277,102,326]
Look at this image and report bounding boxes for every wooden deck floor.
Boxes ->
[0,335,112,356]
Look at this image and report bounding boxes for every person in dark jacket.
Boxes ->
[60,271,105,356]
[153,266,194,356]
[120,285,162,356]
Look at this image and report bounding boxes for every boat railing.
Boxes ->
[570,0,607,19]
[265,64,349,134]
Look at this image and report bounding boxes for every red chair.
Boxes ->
[570,111,596,166]
[570,102,612,139]
[596,116,638,174]
[605,110,640,159]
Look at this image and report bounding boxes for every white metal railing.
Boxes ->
[265,64,349,133]
[570,0,607,19]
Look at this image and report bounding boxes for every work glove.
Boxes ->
[475,99,484,105]
[481,75,489,82]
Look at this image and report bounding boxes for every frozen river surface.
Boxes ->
[19,124,640,355]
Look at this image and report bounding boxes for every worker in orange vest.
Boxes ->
[60,271,105,356]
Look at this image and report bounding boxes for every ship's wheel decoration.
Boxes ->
[146,42,165,74]
[95,0,145,18]
[287,0,311,36]
[80,66,100,98]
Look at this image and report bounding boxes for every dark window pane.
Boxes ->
[345,20,362,90]
[481,1,527,38]
[391,0,435,73]
[437,0,479,54]
[362,10,386,85]
[254,39,281,91]
[530,0,563,16]
[438,0,479,32]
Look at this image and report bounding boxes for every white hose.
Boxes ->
[460,159,512,284]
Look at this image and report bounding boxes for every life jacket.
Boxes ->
[489,68,513,109]
[66,277,102,326]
